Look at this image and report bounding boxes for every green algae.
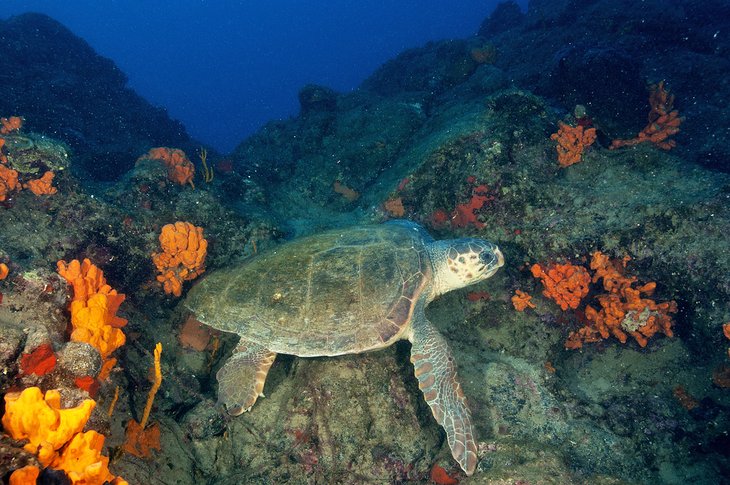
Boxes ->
[2,133,70,175]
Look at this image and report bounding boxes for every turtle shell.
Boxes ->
[186,224,433,356]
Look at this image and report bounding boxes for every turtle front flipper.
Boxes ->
[409,319,478,475]
[216,339,277,415]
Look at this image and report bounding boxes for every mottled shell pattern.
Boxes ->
[186,224,433,356]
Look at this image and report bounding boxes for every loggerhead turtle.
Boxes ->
[185,220,504,475]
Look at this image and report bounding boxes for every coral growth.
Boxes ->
[9,465,40,485]
[139,147,196,188]
[713,365,730,388]
[0,163,20,202]
[179,315,214,351]
[550,122,597,167]
[333,180,360,201]
[610,81,681,150]
[20,343,57,376]
[124,343,163,459]
[531,262,591,311]
[74,376,100,397]
[2,387,94,466]
[54,430,126,484]
[123,419,161,459]
[431,177,494,229]
[0,116,23,134]
[3,387,127,484]
[152,221,207,297]
[383,196,405,217]
[673,386,699,411]
[565,251,677,349]
[452,183,493,228]
[57,258,127,380]
[511,289,536,311]
[430,464,459,485]
[24,170,58,196]
[530,252,676,349]
[0,117,59,200]
[467,290,491,302]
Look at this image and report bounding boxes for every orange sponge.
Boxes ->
[9,465,40,485]
[140,147,195,188]
[531,262,591,311]
[58,259,127,380]
[2,387,95,466]
[52,430,119,485]
[0,116,22,134]
[24,170,58,196]
[0,163,20,202]
[3,387,129,484]
[152,222,207,297]
[550,122,596,167]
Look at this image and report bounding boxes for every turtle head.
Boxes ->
[429,238,504,296]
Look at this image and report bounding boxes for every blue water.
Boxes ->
[1,0,525,152]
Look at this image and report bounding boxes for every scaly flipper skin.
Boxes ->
[410,318,478,475]
[216,339,277,415]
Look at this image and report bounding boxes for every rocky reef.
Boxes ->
[1,0,729,484]
[0,13,198,181]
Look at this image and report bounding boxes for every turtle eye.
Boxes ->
[478,244,503,268]
[479,251,493,265]
[488,247,505,268]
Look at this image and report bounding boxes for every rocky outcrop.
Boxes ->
[0,13,196,181]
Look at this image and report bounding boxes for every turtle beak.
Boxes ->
[495,248,505,268]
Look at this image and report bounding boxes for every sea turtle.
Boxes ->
[185,220,504,475]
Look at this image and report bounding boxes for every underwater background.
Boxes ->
[0,0,729,484]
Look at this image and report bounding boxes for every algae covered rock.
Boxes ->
[56,342,101,378]
[0,318,24,390]
[0,13,196,181]
[185,348,444,483]
[1,132,70,175]
[298,84,338,115]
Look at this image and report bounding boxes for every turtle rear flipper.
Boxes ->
[216,339,277,415]
[410,318,478,475]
